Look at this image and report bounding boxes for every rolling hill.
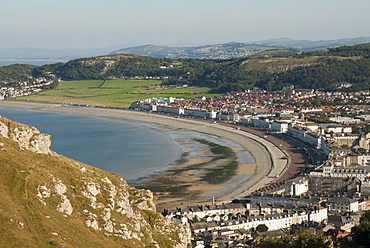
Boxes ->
[2,44,370,96]
[254,36,370,51]
[109,42,293,59]
[110,37,370,59]
[1,37,369,61]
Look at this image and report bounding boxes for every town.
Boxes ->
[3,79,370,247]
[131,88,370,247]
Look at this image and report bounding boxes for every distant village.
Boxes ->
[163,46,257,59]
[0,77,59,100]
[131,88,370,247]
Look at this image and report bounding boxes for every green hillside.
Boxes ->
[0,117,190,247]
[2,44,370,96]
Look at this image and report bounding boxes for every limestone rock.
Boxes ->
[0,122,9,138]
[0,117,51,154]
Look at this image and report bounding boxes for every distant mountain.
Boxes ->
[109,42,292,59]
[2,37,369,60]
[110,37,370,59]
[254,37,370,51]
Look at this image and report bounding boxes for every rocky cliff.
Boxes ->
[0,117,191,248]
[0,118,52,154]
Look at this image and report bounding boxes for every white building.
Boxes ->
[184,109,209,119]
[325,197,359,214]
[310,163,370,181]
[271,121,289,133]
[251,117,272,129]
[216,113,240,122]
[282,178,308,196]
[206,110,217,119]
[157,106,184,115]
[325,124,352,134]
[289,126,327,151]
[191,208,327,233]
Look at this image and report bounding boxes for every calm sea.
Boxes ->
[0,60,67,67]
[0,108,183,180]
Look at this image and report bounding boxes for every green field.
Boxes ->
[19,79,222,108]
[56,80,104,89]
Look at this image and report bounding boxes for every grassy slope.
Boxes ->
[0,139,121,247]
[240,56,322,72]
[0,119,187,248]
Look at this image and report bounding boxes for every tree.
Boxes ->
[350,211,370,248]
[254,228,335,248]
[256,224,269,232]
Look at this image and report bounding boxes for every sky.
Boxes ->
[1,0,370,49]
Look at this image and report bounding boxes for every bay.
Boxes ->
[0,108,183,180]
[0,107,255,185]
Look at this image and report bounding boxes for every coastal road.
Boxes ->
[224,125,306,184]
[0,102,300,201]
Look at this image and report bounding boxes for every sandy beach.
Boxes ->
[0,101,290,207]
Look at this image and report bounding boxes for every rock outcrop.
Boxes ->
[0,117,51,154]
[0,117,191,248]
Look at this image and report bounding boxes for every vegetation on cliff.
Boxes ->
[0,117,191,248]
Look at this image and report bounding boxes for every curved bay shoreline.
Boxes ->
[0,101,289,206]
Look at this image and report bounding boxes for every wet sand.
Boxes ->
[0,101,289,205]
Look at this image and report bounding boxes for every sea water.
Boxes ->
[0,108,183,180]
[0,60,67,67]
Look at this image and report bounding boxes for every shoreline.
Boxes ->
[0,101,289,204]
[130,135,256,209]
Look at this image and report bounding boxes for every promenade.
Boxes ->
[0,101,291,202]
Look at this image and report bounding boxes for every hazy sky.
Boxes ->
[1,0,369,49]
